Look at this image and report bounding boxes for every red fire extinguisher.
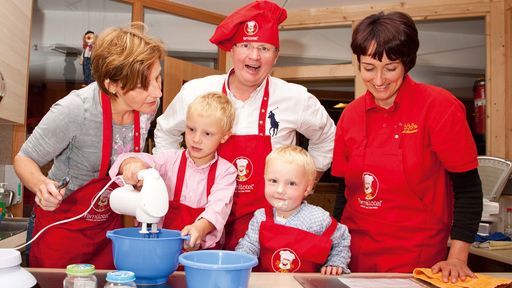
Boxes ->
[473,79,486,136]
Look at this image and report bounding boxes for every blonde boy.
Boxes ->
[109,92,237,250]
[236,145,351,275]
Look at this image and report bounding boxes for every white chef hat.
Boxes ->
[236,158,249,167]
[279,250,295,262]
[363,174,374,184]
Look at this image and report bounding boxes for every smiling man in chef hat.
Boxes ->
[154,0,336,251]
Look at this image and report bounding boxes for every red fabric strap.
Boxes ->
[99,92,141,176]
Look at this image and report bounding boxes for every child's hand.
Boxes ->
[181,219,215,251]
[119,157,150,187]
[321,265,344,275]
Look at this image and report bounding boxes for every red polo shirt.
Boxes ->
[332,75,478,220]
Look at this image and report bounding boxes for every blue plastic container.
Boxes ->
[179,250,258,288]
[106,228,187,285]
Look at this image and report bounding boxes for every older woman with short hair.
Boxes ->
[14,22,165,269]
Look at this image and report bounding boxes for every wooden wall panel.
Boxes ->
[0,0,32,124]
[506,0,512,159]
[486,1,507,158]
[283,0,491,29]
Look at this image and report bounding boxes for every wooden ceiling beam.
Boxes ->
[281,0,491,29]
[118,0,225,25]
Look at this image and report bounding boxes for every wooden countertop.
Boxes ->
[25,268,512,288]
[469,246,512,265]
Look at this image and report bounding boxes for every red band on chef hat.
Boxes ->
[210,0,287,51]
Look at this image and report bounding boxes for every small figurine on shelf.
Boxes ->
[80,30,95,85]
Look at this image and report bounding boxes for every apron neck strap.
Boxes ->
[99,92,141,176]
[174,150,218,202]
[100,92,112,177]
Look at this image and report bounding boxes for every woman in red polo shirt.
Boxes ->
[331,11,482,284]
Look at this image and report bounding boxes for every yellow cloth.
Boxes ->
[474,241,512,250]
[413,268,512,288]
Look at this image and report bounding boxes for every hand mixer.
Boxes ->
[109,168,169,235]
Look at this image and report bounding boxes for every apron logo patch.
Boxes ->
[271,248,300,273]
[234,157,253,182]
[268,108,280,137]
[362,172,378,200]
[402,122,418,134]
[358,172,383,209]
[85,187,113,222]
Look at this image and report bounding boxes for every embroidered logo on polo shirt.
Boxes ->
[268,108,280,137]
[244,20,258,36]
[271,248,301,273]
[402,123,418,134]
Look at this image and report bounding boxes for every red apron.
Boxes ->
[217,77,272,250]
[259,208,338,273]
[162,150,218,231]
[30,92,140,269]
[341,100,450,272]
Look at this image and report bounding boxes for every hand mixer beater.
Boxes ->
[109,168,169,236]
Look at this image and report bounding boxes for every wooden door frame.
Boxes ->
[162,56,222,110]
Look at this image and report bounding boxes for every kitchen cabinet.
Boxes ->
[0,0,32,124]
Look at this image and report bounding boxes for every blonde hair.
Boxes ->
[187,92,236,132]
[265,145,316,184]
[92,22,166,97]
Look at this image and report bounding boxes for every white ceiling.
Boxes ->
[31,0,486,98]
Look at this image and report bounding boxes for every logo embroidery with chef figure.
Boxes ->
[233,157,255,193]
[85,187,113,222]
[271,248,301,273]
[244,20,258,36]
[358,172,383,209]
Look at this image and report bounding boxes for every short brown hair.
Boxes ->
[351,11,419,73]
[187,92,236,133]
[92,22,165,97]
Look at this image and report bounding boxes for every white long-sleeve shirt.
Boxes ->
[154,71,335,171]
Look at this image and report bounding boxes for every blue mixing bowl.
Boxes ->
[179,250,258,288]
[106,228,187,285]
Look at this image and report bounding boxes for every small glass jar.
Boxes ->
[104,271,136,288]
[63,263,97,288]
